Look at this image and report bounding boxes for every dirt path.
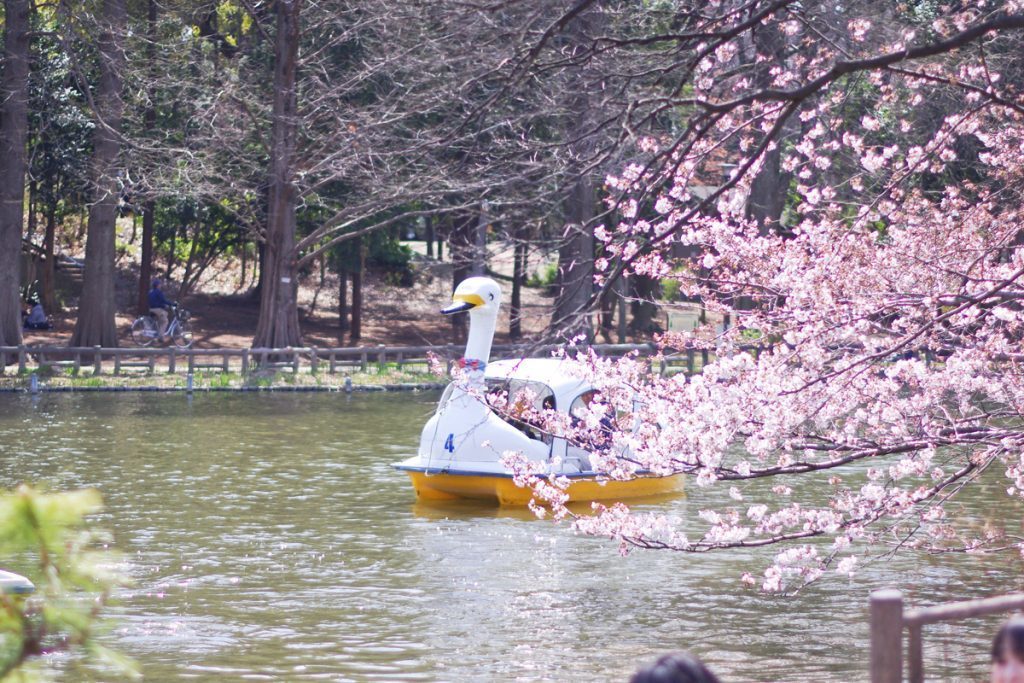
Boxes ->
[23,250,555,349]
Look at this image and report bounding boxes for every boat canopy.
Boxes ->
[484,358,591,409]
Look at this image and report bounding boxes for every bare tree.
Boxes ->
[98,1,720,348]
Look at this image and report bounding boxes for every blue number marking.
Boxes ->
[444,433,455,453]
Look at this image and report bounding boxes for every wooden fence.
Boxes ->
[870,589,1024,682]
[0,342,768,377]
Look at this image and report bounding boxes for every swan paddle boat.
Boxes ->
[0,569,34,598]
[392,276,684,505]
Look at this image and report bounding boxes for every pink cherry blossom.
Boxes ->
[503,5,1024,592]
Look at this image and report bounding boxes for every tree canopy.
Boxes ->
[497,1,1024,591]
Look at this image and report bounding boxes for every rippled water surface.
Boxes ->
[0,392,1021,681]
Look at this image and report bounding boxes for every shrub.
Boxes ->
[0,485,136,680]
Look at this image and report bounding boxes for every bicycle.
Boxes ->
[130,303,193,349]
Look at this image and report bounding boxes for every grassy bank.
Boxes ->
[0,365,448,392]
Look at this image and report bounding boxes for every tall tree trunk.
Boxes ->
[138,201,155,314]
[337,267,348,333]
[72,0,127,348]
[26,181,36,241]
[71,1,126,347]
[76,208,86,241]
[0,0,30,346]
[255,240,265,297]
[166,220,181,280]
[180,226,200,297]
[137,0,158,315]
[350,242,363,343]
[549,6,599,341]
[41,205,57,313]
[253,0,302,348]
[550,177,595,340]
[309,252,325,314]
[510,238,526,340]
[424,215,434,259]
[599,276,616,342]
[448,212,473,342]
[629,275,660,336]
[745,22,790,232]
[471,201,487,276]
[240,241,248,290]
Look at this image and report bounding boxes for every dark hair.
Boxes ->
[992,616,1024,664]
[151,278,161,288]
[630,653,721,683]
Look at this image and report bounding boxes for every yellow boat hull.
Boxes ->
[404,470,684,506]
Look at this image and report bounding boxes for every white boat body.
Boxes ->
[0,569,34,595]
[396,357,594,476]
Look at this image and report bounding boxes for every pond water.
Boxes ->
[0,391,1021,682]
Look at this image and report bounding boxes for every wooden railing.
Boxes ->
[0,342,768,377]
[870,589,1024,682]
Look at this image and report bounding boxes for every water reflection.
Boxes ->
[0,392,1019,681]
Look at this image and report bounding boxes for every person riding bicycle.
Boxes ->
[147,278,173,343]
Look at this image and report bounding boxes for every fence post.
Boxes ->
[291,347,299,373]
[222,353,229,373]
[17,345,26,374]
[329,351,336,374]
[168,349,176,374]
[114,353,122,375]
[93,346,102,375]
[188,352,196,374]
[310,349,319,374]
[907,622,924,683]
[378,344,386,368]
[242,348,250,376]
[360,351,368,372]
[870,589,904,683]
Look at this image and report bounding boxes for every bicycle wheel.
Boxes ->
[172,320,193,349]
[130,317,157,347]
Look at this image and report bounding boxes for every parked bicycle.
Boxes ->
[130,303,193,349]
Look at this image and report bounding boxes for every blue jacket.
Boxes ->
[148,287,170,309]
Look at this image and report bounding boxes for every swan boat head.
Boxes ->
[441,276,502,317]
[441,276,502,374]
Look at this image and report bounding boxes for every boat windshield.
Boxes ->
[485,378,555,442]
[569,389,638,431]
[486,378,555,412]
